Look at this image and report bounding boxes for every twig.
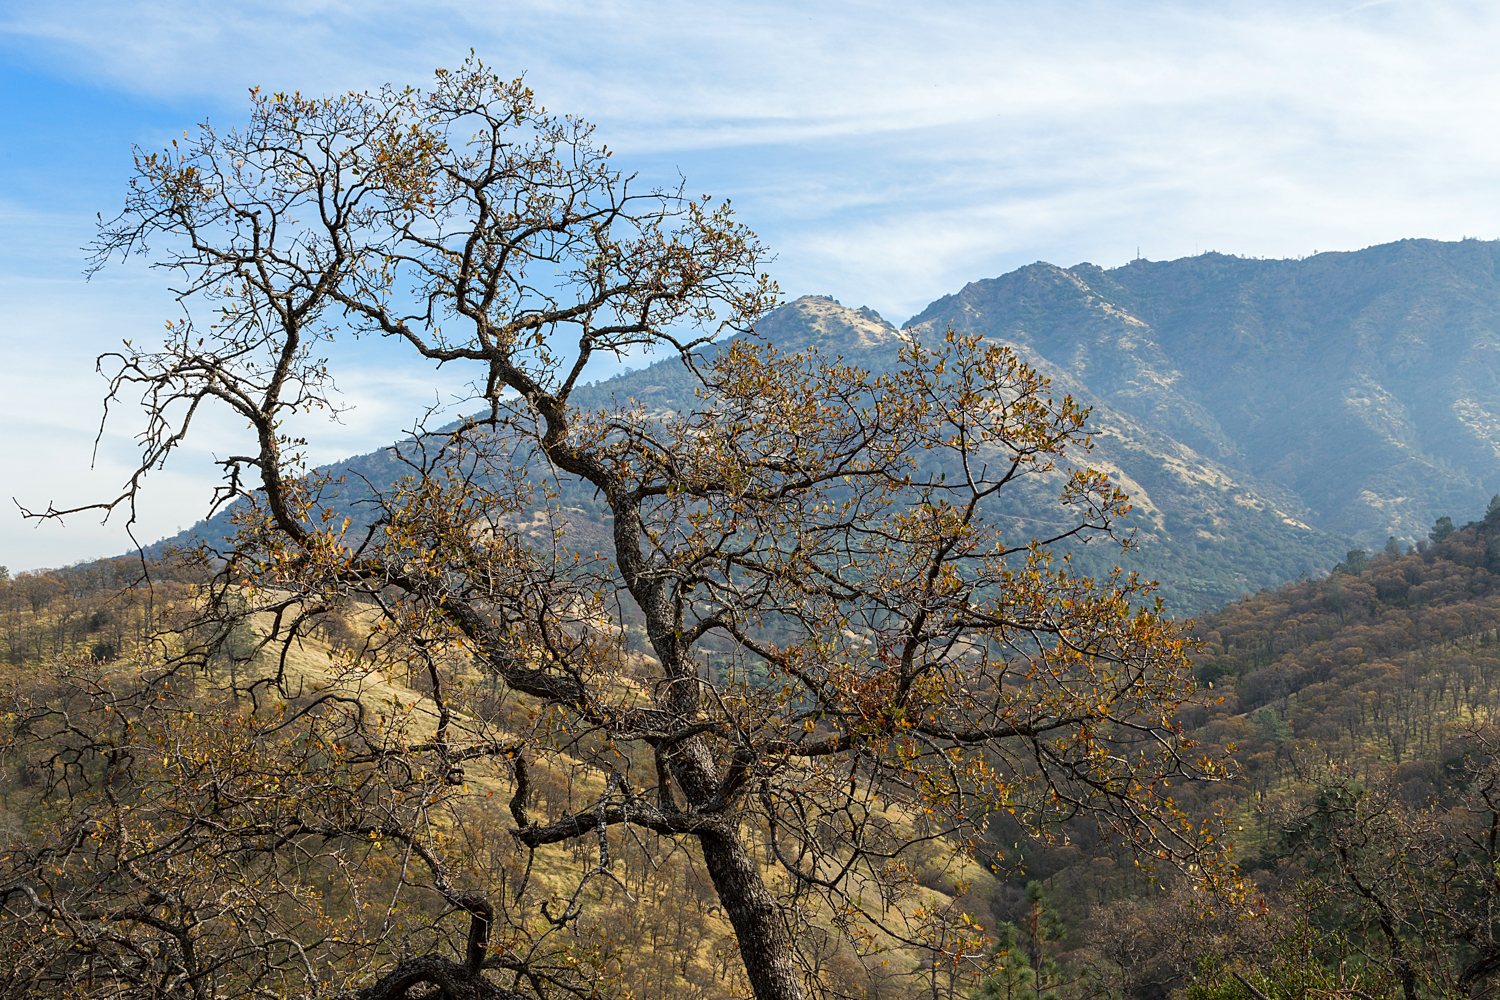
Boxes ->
[1232,970,1273,1000]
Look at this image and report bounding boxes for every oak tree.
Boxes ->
[1274,731,1500,1000]
[9,60,1231,1000]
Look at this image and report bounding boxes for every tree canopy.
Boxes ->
[7,60,1231,1000]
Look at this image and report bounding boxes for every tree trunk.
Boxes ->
[698,827,805,1000]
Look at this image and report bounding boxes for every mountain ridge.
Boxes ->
[909,240,1500,547]
[148,238,1500,612]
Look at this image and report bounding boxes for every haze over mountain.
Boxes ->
[155,238,1500,613]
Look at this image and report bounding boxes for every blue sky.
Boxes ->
[3,0,1500,569]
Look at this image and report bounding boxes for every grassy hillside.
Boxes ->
[0,566,1004,1000]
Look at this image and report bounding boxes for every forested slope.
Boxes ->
[1190,498,1500,765]
[0,559,1008,1000]
[871,496,1500,998]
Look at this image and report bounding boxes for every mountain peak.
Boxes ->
[756,295,904,354]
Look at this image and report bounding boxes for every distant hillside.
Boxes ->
[153,239,1500,612]
[1189,499,1500,737]
[1156,496,1500,897]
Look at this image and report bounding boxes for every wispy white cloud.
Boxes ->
[2,2,1485,141]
